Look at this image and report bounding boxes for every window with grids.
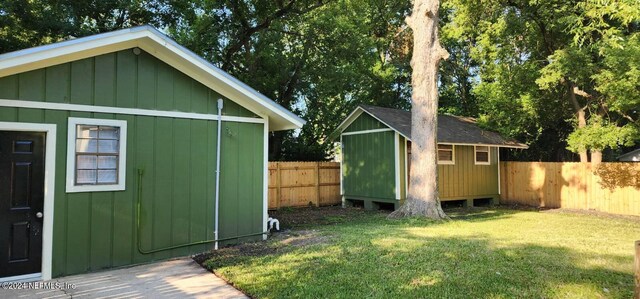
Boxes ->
[66,118,127,192]
[75,125,120,185]
[475,146,490,165]
[437,144,454,164]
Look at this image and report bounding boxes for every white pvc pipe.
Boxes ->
[268,217,280,231]
[214,98,223,250]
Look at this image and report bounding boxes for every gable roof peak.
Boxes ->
[0,25,304,131]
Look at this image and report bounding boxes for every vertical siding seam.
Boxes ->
[169,119,174,249]
[91,57,96,106]
[111,54,117,107]
[42,67,48,102]
[206,121,211,242]
[134,52,139,108]
[153,57,158,109]
[65,63,71,103]
[250,124,256,234]
[63,112,69,274]
[109,191,115,267]
[87,193,92,271]
[394,132,400,200]
[151,117,156,258]
[130,116,137,263]
[16,72,21,99]
[187,121,192,245]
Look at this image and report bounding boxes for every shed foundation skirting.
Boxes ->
[345,195,499,211]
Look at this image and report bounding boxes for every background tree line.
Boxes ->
[1,0,638,162]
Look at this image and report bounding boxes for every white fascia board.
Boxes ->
[0,26,305,131]
[442,142,528,149]
[335,106,409,140]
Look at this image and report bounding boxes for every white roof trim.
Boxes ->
[334,106,411,140]
[0,25,305,131]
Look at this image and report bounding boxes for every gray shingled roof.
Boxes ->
[617,148,640,161]
[358,105,527,148]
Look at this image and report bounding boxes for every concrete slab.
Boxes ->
[0,258,248,299]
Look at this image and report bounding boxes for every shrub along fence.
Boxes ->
[268,162,341,210]
[500,162,640,216]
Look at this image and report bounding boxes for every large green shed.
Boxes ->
[0,26,304,282]
[336,105,526,210]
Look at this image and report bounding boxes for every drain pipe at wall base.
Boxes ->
[214,98,223,250]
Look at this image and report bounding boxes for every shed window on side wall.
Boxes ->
[66,118,127,193]
[437,144,455,165]
[475,146,490,165]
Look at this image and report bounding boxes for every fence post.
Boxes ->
[314,162,320,207]
[635,240,640,299]
[276,162,281,210]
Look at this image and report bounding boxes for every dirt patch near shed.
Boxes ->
[194,206,383,270]
[269,206,388,229]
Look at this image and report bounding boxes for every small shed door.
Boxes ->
[0,131,45,279]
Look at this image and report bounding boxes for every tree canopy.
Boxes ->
[1,0,638,162]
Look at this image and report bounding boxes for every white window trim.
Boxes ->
[66,117,127,193]
[437,144,455,165]
[474,145,491,165]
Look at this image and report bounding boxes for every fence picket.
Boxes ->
[500,162,640,216]
[268,162,341,209]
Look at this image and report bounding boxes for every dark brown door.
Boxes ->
[0,131,45,278]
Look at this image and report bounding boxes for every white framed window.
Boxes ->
[475,145,491,165]
[437,144,455,165]
[66,118,127,192]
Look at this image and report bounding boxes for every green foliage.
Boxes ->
[0,0,184,53]
[441,0,640,161]
[170,0,412,160]
[3,0,638,161]
[566,116,638,152]
[536,0,640,156]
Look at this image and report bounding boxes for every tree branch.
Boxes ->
[573,86,592,98]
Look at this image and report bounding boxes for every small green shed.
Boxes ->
[336,105,527,210]
[0,26,304,282]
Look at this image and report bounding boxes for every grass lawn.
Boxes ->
[199,207,640,298]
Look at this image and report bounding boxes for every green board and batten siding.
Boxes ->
[0,49,264,277]
[342,112,398,206]
[342,131,396,201]
[341,113,499,208]
[343,113,387,132]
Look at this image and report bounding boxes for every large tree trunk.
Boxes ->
[388,0,448,219]
[568,82,589,163]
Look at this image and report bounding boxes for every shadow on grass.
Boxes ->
[204,227,632,298]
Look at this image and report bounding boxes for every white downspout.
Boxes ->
[214,98,223,250]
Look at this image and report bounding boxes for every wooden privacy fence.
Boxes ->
[500,162,640,216]
[635,240,640,299]
[268,162,341,209]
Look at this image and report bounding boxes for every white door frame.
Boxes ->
[0,122,56,282]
